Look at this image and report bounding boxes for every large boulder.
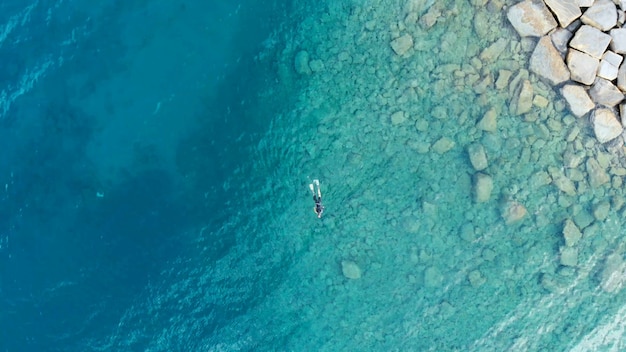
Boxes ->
[567,49,600,85]
[530,36,570,85]
[507,0,558,37]
[581,0,618,32]
[610,28,626,54]
[589,78,625,107]
[597,51,623,81]
[561,84,596,117]
[544,0,582,28]
[592,108,623,143]
[569,25,613,59]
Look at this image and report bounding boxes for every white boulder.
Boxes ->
[581,0,618,31]
[593,108,624,143]
[610,28,626,54]
[506,0,558,37]
[618,62,626,91]
[567,49,600,85]
[597,51,623,81]
[561,84,596,117]
[569,25,613,59]
[544,0,582,28]
[589,78,625,107]
[530,36,570,85]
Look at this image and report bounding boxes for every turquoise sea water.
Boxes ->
[2,0,626,351]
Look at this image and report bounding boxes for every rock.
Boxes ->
[495,70,512,90]
[309,59,325,72]
[478,108,497,132]
[597,51,623,81]
[593,201,611,221]
[515,79,534,115]
[566,49,600,85]
[467,143,488,171]
[589,78,625,107]
[563,219,582,246]
[501,200,527,224]
[341,260,362,279]
[618,62,626,91]
[391,33,414,55]
[480,38,508,62]
[294,50,312,75]
[578,0,595,6]
[420,6,441,29]
[507,0,557,37]
[551,28,574,55]
[468,270,486,288]
[587,157,611,187]
[458,223,476,242]
[610,28,626,54]
[560,246,578,267]
[561,84,595,117]
[581,0,617,31]
[593,108,624,143]
[390,111,406,125]
[544,0,582,27]
[529,36,570,85]
[600,253,626,293]
[474,173,493,203]
[533,95,550,108]
[554,176,577,195]
[569,25,613,59]
[432,137,455,154]
[424,266,443,288]
[541,273,567,294]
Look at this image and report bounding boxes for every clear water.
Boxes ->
[1,0,625,351]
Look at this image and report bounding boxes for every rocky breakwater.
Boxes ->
[508,0,626,144]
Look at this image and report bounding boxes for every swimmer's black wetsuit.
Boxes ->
[314,195,324,217]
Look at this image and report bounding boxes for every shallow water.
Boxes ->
[2,0,626,351]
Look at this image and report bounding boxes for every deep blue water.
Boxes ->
[0,0,293,350]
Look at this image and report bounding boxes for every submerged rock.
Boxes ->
[501,200,527,224]
[560,246,578,267]
[474,173,493,203]
[341,260,362,279]
[562,219,582,246]
[467,143,488,171]
[390,33,414,56]
[600,252,626,293]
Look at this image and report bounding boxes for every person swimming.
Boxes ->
[309,179,325,218]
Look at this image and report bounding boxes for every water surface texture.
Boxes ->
[2,0,626,351]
